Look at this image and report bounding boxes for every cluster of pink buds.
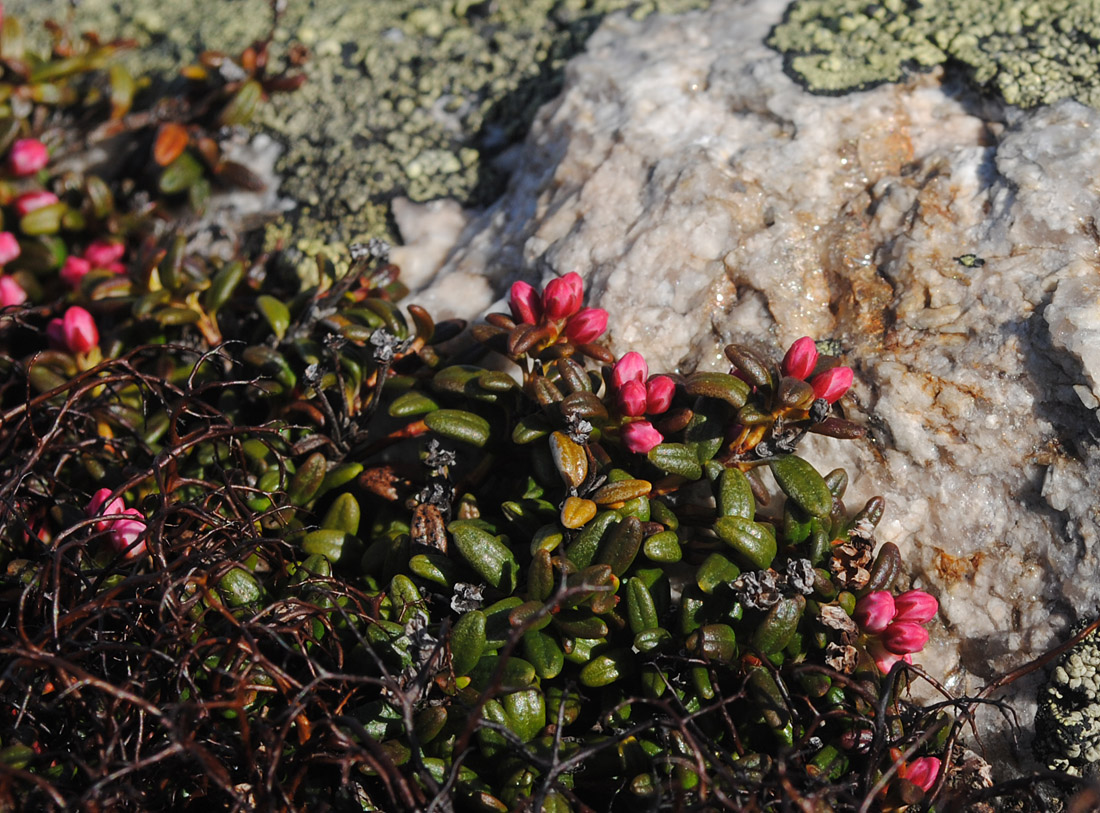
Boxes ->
[8,138,49,177]
[86,488,147,558]
[0,231,24,307]
[509,271,609,348]
[48,305,99,355]
[854,589,938,673]
[611,352,675,454]
[61,240,127,287]
[781,336,854,404]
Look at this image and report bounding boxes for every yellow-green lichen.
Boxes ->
[11,0,707,264]
[770,0,1100,109]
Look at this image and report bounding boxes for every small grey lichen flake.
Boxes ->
[1035,622,1100,776]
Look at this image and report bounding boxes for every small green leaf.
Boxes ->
[159,151,204,194]
[714,516,777,570]
[19,202,66,235]
[522,629,565,679]
[695,552,741,595]
[203,261,245,314]
[257,294,291,340]
[449,520,518,591]
[647,443,703,480]
[580,649,634,687]
[769,455,833,518]
[642,530,682,563]
[450,611,487,677]
[302,529,363,565]
[321,492,360,534]
[219,78,263,126]
[388,390,440,417]
[288,452,327,506]
[424,409,491,447]
[717,466,755,519]
[218,567,262,607]
[684,371,750,407]
[752,595,806,655]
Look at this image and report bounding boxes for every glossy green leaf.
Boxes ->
[714,516,777,570]
[646,443,703,480]
[449,520,518,591]
[257,294,291,340]
[769,455,833,518]
[424,409,491,447]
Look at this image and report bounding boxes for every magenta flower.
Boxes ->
[541,272,583,321]
[612,351,648,389]
[854,590,895,635]
[9,138,49,176]
[810,366,853,403]
[61,305,98,354]
[87,488,126,533]
[563,306,608,344]
[892,590,938,624]
[618,379,648,417]
[621,420,663,454]
[509,280,541,325]
[782,336,818,380]
[60,256,91,288]
[0,275,25,307]
[110,508,147,558]
[83,240,126,269]
[880,621,929,656]
[0,231,20,265]
[899,756,941,793]
[645,375,675,414]
[14,190,59,216]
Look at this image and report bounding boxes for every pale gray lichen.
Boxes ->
[11,0,707,258]
[769,0,1100,109]
[1035,624,1100,777]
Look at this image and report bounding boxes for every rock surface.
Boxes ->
[408,0,1100,768]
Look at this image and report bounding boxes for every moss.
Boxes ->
[769,0,1100,109]
[10,0,707,264]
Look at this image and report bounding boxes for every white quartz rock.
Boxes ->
[409,0,1100,769]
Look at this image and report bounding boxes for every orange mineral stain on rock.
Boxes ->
[933,546,983,583]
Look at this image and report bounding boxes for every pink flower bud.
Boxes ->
[899,756,941,793]
[60,256,91,288]
[542,272,584,321]
[46,317,65,349]
[621,420,663,454]
[508,280,541,325]
[881,621,929,655]
[618,379,648,417]
[61,305,98,354]
[854,590,895,634]
[810,366,854,404]
[612,351,648,389]
[110,508,147,558]
[83,240,126,268]
[892,590,938,624]
[645,375,675,415]
[0,231,20,265]
[14,190,59,217]
[870,640,912,675]
[0,275,25,307]
[8,138,49,176]
[563,307,608,344]
[86,488,126,533]
[782,336,819,380]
